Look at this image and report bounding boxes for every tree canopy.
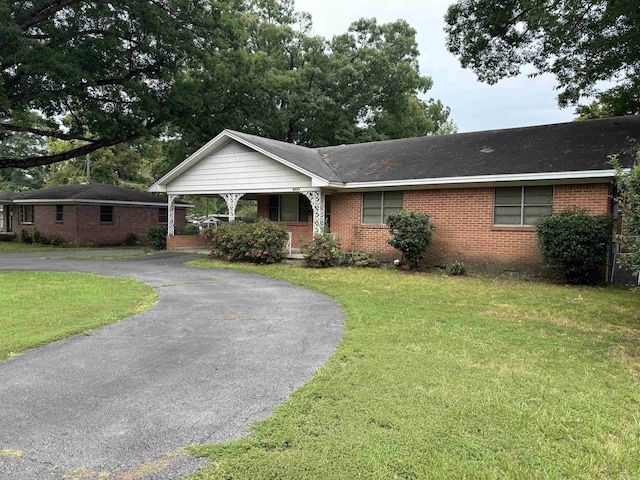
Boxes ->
[1,0,455,180]
[444,0,640,115]
[0,0,236,169]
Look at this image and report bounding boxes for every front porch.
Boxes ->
[167,232,305,260]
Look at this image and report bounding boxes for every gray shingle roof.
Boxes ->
[228,116,639,185]
[317,116,640,183]
[228,131,343,183]
[0,184,188,205]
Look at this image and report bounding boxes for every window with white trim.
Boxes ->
[494,186,553,226]
[268,194,310,222]
[20,205,34,224]
[362,191,403,224]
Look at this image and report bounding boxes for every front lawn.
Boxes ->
[0,271,157,359]
[186,261,640,479]
[0,241,67,252]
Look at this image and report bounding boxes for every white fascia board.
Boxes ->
[224,131,330,186]
[342,169,621,190]
[149,130,332,192]
[148,130,233,192]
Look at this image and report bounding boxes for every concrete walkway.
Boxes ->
[0,251,344,479]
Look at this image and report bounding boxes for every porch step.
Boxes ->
[281,253,305,260]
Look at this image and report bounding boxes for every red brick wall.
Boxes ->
[329,183,613,272]
[553,183,612,214]
[18,204,186,246]
[167,234,209,249]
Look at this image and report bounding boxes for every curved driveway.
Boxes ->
[0,251,344,479]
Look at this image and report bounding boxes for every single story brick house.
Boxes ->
[0,183,190,246]
[150,116,639,273]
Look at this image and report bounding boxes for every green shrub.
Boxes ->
[536,207,613,285]
[343,251,381,268]
[147,225,167,250]
[31,226,50,245]
[301,232,342,268]
[612,152,640,277]
[123,233,140,246]
[446,260,467,276]
[49,234,66,246]
[19,229,33,244]
[184,223,200,235]
[387,210,436,270]
[205,219,288,264]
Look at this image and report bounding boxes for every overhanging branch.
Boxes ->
[0,133,142,169]
[1,123,94,142]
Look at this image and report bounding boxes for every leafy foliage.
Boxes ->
[446,260,467,276]
[1,0,456,173]
[205,219,288,264]
[536,208,613,285]
[343,251,381,268]
[146,225,167,251]
[17,226,65,246]
[1,0,238,168]
[300,232,342,268]
[387,210,436,270]
[445,0,640,114]
[611,146,640,276]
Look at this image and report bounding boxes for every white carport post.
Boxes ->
[167,195,176,237]
[302,189,326,236]
[221,193,245,222]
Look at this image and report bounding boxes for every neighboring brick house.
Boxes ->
[150,116,639,274]
[0,184,190,247]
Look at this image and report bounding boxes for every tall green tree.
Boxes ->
[3,0,455,176]
[45,138,160,190]
[0,0,240,169]
[444,0,640,115]
[158,2,456,172]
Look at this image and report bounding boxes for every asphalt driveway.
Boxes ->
[0,251,344,479]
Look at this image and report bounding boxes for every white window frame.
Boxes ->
[19,205,34,224]
[494,186,554,226]
[268,194,309,223]
[362,191,403,224]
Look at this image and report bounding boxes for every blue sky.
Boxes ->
[294,0,576,133]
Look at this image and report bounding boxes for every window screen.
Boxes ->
[494,186,553,225]
[363,191,403,224]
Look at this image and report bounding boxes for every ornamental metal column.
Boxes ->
[167,195,176,237]
[221,193,245,222]
[302,190,326,236]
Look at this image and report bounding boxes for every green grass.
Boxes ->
[0,271,157,359]
[0,241,68,252]
[185,261,640,480]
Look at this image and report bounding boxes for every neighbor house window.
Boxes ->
[55,205,64,223]
[268,194,310,222]
[159,207,168,223]
[494,186,553,226]
[100,205,114,224]
[362,191,403,224]
[19,205,34,224]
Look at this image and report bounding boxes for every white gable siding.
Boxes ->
[166,140,313,195]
